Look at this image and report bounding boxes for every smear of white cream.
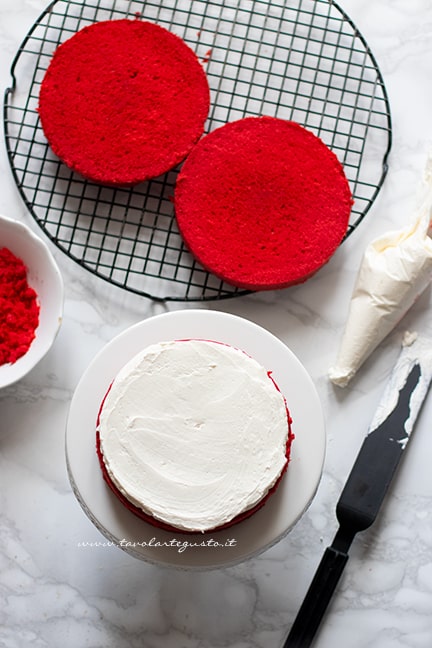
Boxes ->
[368,333,432,448]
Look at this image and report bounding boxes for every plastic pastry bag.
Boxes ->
[329,158,432,387]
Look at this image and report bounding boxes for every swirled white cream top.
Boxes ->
[98,340,290,532]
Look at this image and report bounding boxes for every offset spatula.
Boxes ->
[283,334,432,648]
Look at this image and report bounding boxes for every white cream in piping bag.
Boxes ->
[329,156,432,387]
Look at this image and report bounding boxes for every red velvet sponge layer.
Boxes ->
[174,116,353,290]
[96,373,294,535]
[38,19,210,186]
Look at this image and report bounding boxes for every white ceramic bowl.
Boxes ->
[0,213,64,388]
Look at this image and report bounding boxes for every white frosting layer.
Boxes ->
[368,332,432,448]
[98,340,289,532]
[329,159,432,388]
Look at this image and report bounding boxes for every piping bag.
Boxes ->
[329,155,432,387]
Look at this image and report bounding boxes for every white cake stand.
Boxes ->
[66,309,325,569]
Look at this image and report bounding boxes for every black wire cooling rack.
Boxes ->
[4,0,392,302]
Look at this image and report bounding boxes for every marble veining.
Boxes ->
[1,0,432,646]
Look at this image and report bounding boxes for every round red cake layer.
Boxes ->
[95,373,294,535]
[38,19,210,186]
[174,116,353,290]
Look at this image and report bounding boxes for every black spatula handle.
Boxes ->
[282,546,349,648]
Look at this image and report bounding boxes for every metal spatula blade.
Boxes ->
[283,334,432,648]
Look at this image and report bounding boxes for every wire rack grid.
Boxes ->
[4,0,392,302]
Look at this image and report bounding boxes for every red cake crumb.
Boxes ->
[174,116,353,290]
[38,19,210,186]
[0,248,39,365]
[202,48,212,63]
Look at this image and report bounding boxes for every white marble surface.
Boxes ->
[1,0,432,646]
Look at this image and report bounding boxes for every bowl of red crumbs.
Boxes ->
[0,214,63,388]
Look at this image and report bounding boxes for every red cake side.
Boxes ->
[38,19,210,186]
[174,116,353,290]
